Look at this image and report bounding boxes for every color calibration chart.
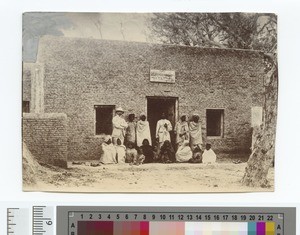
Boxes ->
[56,207,296,235]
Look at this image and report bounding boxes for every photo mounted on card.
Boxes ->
[22,12,277,192]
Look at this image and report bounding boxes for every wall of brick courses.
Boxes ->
[22,113,68,167]
[24,36,265,160]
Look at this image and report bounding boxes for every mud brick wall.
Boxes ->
[22,113,68,167]
[28,36,265,160]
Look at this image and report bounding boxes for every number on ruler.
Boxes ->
[32,206,54,235]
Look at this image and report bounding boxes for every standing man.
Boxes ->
[136,113,152,147]
[112,107,128,145]
[174,114,190,151]
[156,112,172,150]
[189,114,203,150]
[125,113,136,146]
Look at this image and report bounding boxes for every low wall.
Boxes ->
[22,113,68,168]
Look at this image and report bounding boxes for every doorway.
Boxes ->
[147,96,178,147]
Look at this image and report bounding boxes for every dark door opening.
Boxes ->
[147,97,177,148]
[95,105,115,135]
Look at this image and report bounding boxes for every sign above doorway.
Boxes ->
[150,69,175,83]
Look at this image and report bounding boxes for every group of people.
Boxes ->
[99,107,216,165]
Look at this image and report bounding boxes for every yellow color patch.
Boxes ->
[266,222,275,235]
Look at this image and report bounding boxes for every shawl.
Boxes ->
[136,120,149,133]
[100,143,117,164]
[142,144,154,163]
[176,141,192,162]
[136,120,152,146]
[189,121,203,145]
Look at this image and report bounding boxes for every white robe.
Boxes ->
[189,121,203,146]
[202,149,217,163]
[100,143,117,164]
[175,121,189,144]
[112,115,128,139]
[136,120,152,147]
[156,119,172,143]
[176,144,193,162]
[116,145,126,163]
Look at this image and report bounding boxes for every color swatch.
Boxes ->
[77,221,275,235]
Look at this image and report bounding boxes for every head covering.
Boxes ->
[139,112,146,121]
[142,138,150,146]
[192,114,200,123]
[163,140,171,148]
[116,107,124,113]
[104,135,111,142]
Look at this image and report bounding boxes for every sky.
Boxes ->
[64,13,150,41]
[22,12,274,62]
[23,13,152,62]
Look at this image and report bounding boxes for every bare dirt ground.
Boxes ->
[23,143,274,192]
[23,160,274,193]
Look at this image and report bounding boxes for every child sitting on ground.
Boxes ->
[125,141,137,164]
[100,135,117,164]
[141,139,154,163]
[115,138,126,164]
[152,145,160,163]
[202,143,216,164]
[176,140,192,163]
[159,140,175,163]
[134,147,146,165]
[188,144,202,163]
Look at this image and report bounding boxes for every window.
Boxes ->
[22,101,30,113]
[206,109,224,137]
[95,105,115,135]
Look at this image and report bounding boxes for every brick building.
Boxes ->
[23,35,265,161]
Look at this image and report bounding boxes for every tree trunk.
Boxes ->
[242,64,277,188]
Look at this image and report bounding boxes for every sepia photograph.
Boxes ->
[22,12,277,192]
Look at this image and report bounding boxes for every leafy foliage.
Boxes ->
[148,13,278,187]
[149,13,277,53]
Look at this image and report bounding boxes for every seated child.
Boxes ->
[176,140,192,162]
[115,138,126,164]
[152,145,160,163]
[125,141,137,164]
[159,140,175,163]
[100,135,117,164]
[188,145,202,163]
[202,143,216,164]
[141,139,154,163]
[133,147,146,165]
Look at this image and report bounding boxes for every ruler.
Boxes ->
[7,208,30,235]
[32,206,54,235]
